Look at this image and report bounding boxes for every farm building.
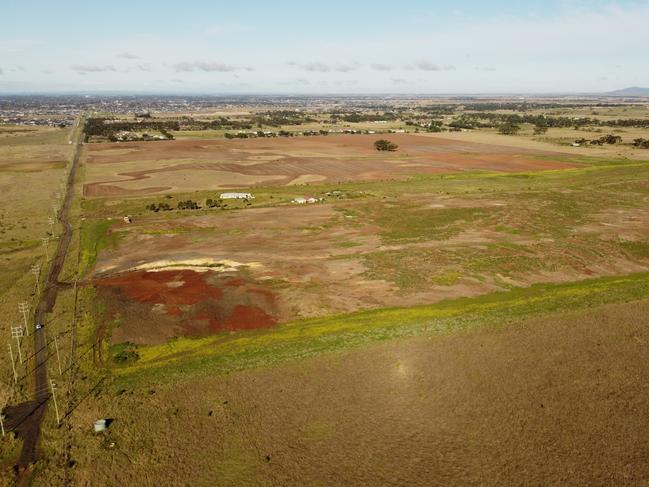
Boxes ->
[293,196,320,204]
[220,192,254,200]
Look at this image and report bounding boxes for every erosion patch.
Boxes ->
[95,270,282,346]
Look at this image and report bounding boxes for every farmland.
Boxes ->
[2,96,649,486]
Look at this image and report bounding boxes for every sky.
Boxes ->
[0,0,648,94]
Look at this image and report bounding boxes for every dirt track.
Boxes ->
[3,118,83,478]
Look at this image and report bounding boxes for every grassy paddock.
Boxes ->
[111,271,649,386]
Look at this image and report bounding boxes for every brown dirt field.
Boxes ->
[95,270,283,345]
[70,299,649,486]
[93,189,649,344]
[82,134,575,197]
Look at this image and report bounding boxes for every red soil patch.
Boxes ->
[96,269,283,345]
[96,270,223,312]
[223,305,276,331]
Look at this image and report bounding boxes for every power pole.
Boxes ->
[50,380,60,426]
[31,264,41,294]
[54,335,62,376]
[18,302,30,336]
[41,236,50,261]
[11,326,24,364]
[8,343,17,383]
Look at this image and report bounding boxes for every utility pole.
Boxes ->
[54,335,62,376]
[50,380,60,426]
[11,326,24,364]
[8,343,17,383]
[31,264,41,294]
[18,302,30,336]
[41,236,50,261]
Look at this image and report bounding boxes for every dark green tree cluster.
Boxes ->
[146,202,172,212]
[374,139,399,151]
[590,134,623,145]
[177,200,200,210]
[498,123,521,135]
[252,111,316,127]
[85,118,180,138]
[205,198,223,208]
[224,132,251,139]
[454,112,649,130]
[330,112,399,123]
[633,138,649,148]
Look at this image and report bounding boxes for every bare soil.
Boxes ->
[95,270,283,345]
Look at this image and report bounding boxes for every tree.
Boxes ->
[374,139,398,151]
[533,124,548,135]
[177,200,200,210]
[499,123,520,135]
[633,138,649,148]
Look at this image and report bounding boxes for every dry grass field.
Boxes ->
[81,134,574,197]
[67,298,649,486]
[0,126,72,401]
[5,113,649,486]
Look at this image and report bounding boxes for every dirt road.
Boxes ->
[3,118,84,477]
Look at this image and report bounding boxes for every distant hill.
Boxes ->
[606,87,649,96]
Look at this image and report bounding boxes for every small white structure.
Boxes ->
[220,192,254,200]
[293,196,319,204]
[94,419,107,432]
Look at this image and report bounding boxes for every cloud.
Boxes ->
[416,61,440,71]
[0,67,3,75]
[122,63,153,73]
[416,3,649,63]
[117,52,140,59]
[281,78,310,86]
[71,64,116,74]
[335,63,359,73]
[415,61,456,72]
[289,61,359,73]
[302,62,331,72]
[391,78,411,85]
[371,63,392,71]
[172,61,239,72]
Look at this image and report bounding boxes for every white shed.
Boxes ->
[220,192,254,200]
